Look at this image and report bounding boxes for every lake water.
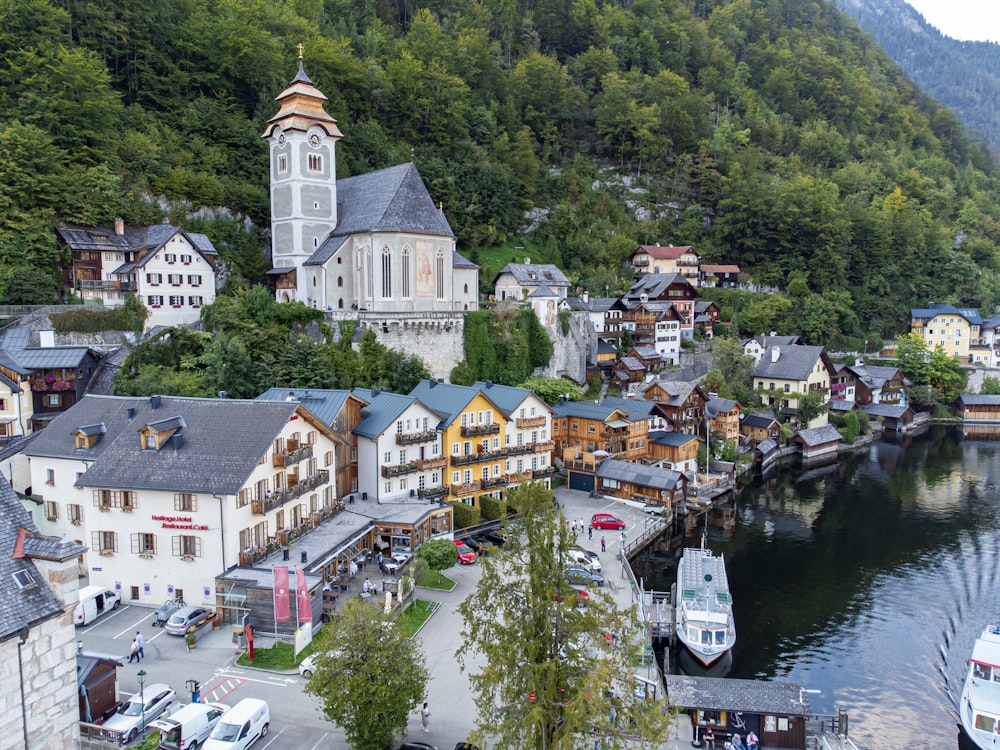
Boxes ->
[630,426,1000,750]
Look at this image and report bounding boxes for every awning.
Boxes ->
[607,419,629,428]
[313,527,373,571]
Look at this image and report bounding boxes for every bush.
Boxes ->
[50,306,145,333]
[449,501,481,528]
[479,495,506,521]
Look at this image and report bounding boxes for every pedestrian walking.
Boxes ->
[601,536,606,552]
[128,638,139,664]
[420,701,431,732]
[135,631,145,660]
[377,551,385,575]
[588,526,593,541]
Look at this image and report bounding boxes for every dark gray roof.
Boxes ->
[565,296,615,313]
[305,163,455,266]
[631,346,660,360]
[21,534,86,561]
[77,422,107,437]
[753,345,830,381]
[0,327,96,373]
[58,223,217,265]
[452,251,478,269]
[409,380,486,427]
[493,262,570,288]
[741,414,777,429]
[862,403,912,419]
[617,356,644,371]
[255,388,357,429]
[0,475,78,643]
[705,397,739,417]
[597,340,617,354]
[474,382,544,417]
[24,395,316,494]
[694,301,717,313]
[595,458,684,490]
[794,424,842,447]
[910,303,983,325]
[636,379,703,406]
[649,430,699,447]
[622,273,690,303]
[601,396,662,422]
[959,394,1000,405]
[0,433,37,464]
[354,392,419,439]
[828,399,857,413]
[756,438,778,454]
[527,283,558,298]
[551,400,631,421]
[665,675,812,716]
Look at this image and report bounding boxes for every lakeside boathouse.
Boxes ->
[957,393,1000,423]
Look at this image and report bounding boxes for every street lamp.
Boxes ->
[136,669,147,740]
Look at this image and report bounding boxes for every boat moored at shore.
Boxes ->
[674,544,736,667]
[961,623,1000,750]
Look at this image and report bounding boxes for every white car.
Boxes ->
[299,653,318,678]
[102,683,176,743]
[566,548,602,573]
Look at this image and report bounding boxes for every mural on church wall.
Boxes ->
[416,240,434,297]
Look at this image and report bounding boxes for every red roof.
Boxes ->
[633,245,698,259]
[701,264,740,273]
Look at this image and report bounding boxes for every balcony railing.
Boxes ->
[450,480,482,496]
[416,456,447,471]
[396,429,438,445]
[516,416,547,429]
[418,486,448,500]
[452,452,495,467]
[563,458,597,473]
[382,462,419,478]
[632,258,650,267]
[278,521,315,547]
[273,444,313,468]
[484,475,509,489]
[461,423,500,437]
[76,279,136,292]
[250,470,330,514]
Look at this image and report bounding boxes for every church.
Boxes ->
[263,52,479,315]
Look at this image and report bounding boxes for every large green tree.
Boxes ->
[457,483,672,750]
[304,598,427,750]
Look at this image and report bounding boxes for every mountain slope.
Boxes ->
[836,0,1000,152]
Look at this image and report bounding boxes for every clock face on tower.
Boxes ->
[308,132,322,148]
[277,133,286,147]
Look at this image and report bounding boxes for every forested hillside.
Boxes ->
[836,0,1000,155]
[3,0,1000,348]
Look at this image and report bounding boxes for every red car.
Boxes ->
[590,513,626,530]
[454,540,477,564]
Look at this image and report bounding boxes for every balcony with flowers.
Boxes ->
[396,429,438,446]
[31,374,75,392]
[381,461,418,478]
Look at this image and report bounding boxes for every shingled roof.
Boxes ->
[493,261,570,289]
[24,394,333,495]
[305,163,456,265]
[753,345,832,382]
[0,326,96,374]
[665,675,812,716]
[595,458,685,490]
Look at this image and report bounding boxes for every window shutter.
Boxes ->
[195,538,202,557]
[131,534,140,554]
[172,536,181,556]
[91,531,100,551]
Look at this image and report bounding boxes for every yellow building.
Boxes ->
[909,304,982,362]
[0,365,32,442]
[627,245,701,285]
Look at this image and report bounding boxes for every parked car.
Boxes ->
[462,538,488,556]
[74,585,121,626]
[643,502,668,516]
[554,583,590,607]
[479,530,507,548]
[571,545,600,563]
[102,683,176,744]
[165,605,215,636]
[151,701,229,750]
[454,540,477,564]
[590,513,626,530]
[566,548,602,573]
[565,566,605,587]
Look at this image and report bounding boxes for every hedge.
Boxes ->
[50,307,144,333]
[449,501,481,528]
[479,495,506,521]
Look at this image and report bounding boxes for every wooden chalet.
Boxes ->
[635,379,708,434]
[595,339,618,370]
[699,264,741,288]
[705,397,741,441]
[957,394,1000,423]
[861,403,915,431]
[790,424,841,460]
[740,413,780,444]
[552,400,649,463]
[612,356,646,385]
[648,430,700,474]
[693,300,722,337]
[629,346,662,371]
[666,675,813,750]
[595,458,686,509]
[844,363,907,405]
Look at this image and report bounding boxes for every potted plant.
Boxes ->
[185,627,197,650]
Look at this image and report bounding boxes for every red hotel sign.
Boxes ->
[151,515,209,531]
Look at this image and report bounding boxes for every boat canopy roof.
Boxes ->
[971,626,1000,668]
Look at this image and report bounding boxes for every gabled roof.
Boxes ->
[793,424,841,447]
[0,326,96,374]
[753,345,833,381]
[551,400,632,422]
[700,264,740,273]
[665,675,811,717]
[845,364,903,390]
[305,163,456,266]
[0,475,81,643]
[255,388,358,429]
[862,403,912,419]
[828,399,857,413]
[621,273,694,304]
[694,301,718,313]
[354,393,424,439]
[631,245,699,260]
[473,381,550,417]
[909,303,983,325]
[631,346,660,361]
[741,414,778,429]
[705,397,740,417]
[636,379,705,406]
[595,458,685,490]
[58,223,218,265]
[565,296,616,313]
[597,339,618,355]
[649,430,699,447]
[601,396,663,422]
[408,380,504,428]
[494,262,570,288]
[959,394,1000,406]
[615,356,645,371]
[24,395,336,494]
[756,438,778,455]
[528,283,558,298]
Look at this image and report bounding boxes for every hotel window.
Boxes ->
[147,273,162,285]
[68,504,82,524]
[181,254,192,264]
[381,247,392,298]
[93,531,118,554]
[168,274,183,285]
[401,247,411,298]
[189,296,203,307]
[188,274,202,285]
[132,533,157,555]
[148,295,163,307]
[169,295,184,307]
[44,501,58,520]
[164,253,177,263]
[174,493,197,512]
[173,536,201,558]
[308,154,322,172]
[45,468,55,485]
[385,481,392,493]
[384,451,392,464]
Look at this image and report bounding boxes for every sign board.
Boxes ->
[294,621,313,658]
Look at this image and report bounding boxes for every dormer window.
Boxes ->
[12,570,35,589]
[74,423,106,449]
[139,415,186,450]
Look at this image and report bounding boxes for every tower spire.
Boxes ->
[292,42,312,84]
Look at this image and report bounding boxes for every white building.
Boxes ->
[23,394,344,610]
[264,55,478,313]
[493,259,571,302]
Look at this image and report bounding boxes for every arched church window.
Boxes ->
[337,276,343,287]
[381,247,392,298]
[401,246,411,298]
[338,299,344,309]
[436,249,445,300]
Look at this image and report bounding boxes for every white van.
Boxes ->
[74,585,121,626]
[203,699,269,750]
[152,702,229,750]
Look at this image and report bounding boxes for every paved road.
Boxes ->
[78,487,691,749]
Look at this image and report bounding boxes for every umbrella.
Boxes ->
[593,450,611,457]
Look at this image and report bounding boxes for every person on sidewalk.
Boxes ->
[420,702,431,732]
[128,638,139,664]
[601,536,606,552]
[588,526,593,541]
[135,631,145,660]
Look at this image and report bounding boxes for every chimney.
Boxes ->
[583,291,589,304]
[217,390,227,399]
[171,433,183,451]
[114,217,124,235]
[149,395,161,410]
[771,347,780,363]
[524,257,531,265]
[38,329,55,348]
[485,381,493,388]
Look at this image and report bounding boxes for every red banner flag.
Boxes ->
[273,566,290,622]
[296,568,311,624]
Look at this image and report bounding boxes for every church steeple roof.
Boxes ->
[262,46,343,139]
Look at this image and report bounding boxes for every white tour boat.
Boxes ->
[675,544,736,667]
[961,623,1000,750]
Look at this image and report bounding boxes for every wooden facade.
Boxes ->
[552,407,648,463]
[740,414,779,444]
[958,394,1000,423]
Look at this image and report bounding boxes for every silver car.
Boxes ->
[102,683,176,743]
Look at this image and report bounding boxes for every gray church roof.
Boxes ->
[24,394,312,495]
[306,163,456,266]
[0,475,81,643]
[595,458,684,490]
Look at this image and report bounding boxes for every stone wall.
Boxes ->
[533,311,595,385]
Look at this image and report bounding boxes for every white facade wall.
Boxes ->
[136,236,216,328]
[357,403,445,503]
[502,394,553,483]
[654,320,682,364]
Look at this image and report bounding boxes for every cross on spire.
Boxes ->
[297,42,304,59]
